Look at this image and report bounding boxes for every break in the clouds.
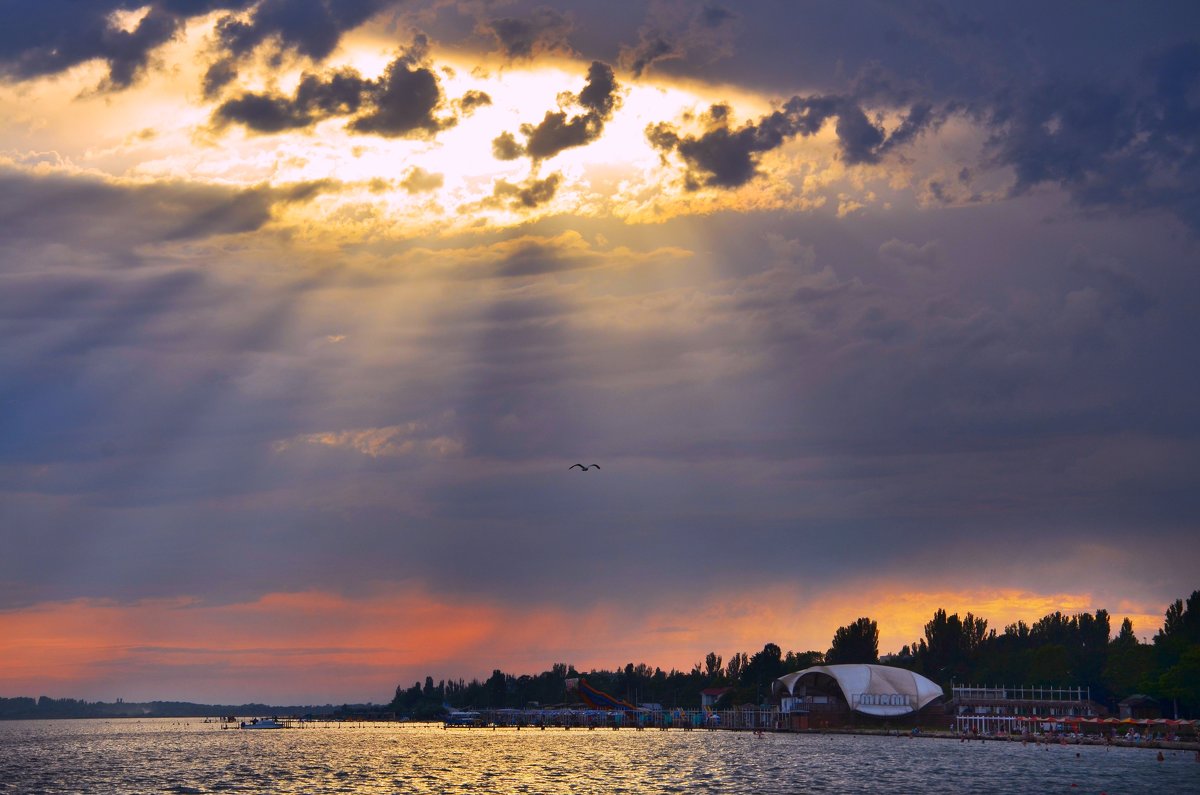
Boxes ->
[492,60,619,161]
[1,1,1199,703]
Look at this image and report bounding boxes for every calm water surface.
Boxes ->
[1,719,1197,794]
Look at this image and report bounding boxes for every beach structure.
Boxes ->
[700,688,732,708]
[565,677,639,711]
[951,684,1105,734]
[1118,694,1161,720]
[772,664,944,728]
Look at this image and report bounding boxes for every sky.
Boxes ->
[2,0,1199,705]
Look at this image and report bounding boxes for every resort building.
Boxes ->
[772,664,945,728]
[951,685,1106,734]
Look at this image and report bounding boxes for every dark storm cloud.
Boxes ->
[491,131,523,160]
[213,0,388,60]
[982,40,1200,231]
[497,61,619,161]
[0,1,204,88]
[201,57,240,97]
[491,172,562,208]
[0,0,392,91]
[168,179,329,240]
[0,167,329,253]
[214,41,463,137]
[648,96,940,188]
[350,44,451,137]
[215,67,373,132]
[456,89,492,115]
[204,0,391,96]
[620,2,738,78]
[877,101,935,154]
[480,7,573,60]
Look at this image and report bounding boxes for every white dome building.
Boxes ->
[772,664,944,718]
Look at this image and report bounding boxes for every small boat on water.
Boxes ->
[239,718,286,729]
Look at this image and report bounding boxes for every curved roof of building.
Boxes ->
[772,664,943,717]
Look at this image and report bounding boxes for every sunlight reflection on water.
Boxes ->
[0,719,1196,794]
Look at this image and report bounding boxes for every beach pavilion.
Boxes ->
[772,664,944,725]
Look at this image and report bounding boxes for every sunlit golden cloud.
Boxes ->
[0,12,964,245]
[274,420,463,459]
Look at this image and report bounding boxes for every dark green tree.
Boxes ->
[1157,646,1200,718]
[827,617,879,664]
[1103,618,1156,698]
[916,609,990,684]
[741,643,785,702]
[783,650,824,671]
[1155,591,1200,666]
[1028,644,1071,685]
[486,669,508,708]
[726,652,748,684]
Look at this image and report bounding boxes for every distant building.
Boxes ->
[1118,694,1160,720]
[951,685,1105,734]
[700,688,732,708]
[772,664,944,728]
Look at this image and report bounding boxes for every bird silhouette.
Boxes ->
[568,463,601,471]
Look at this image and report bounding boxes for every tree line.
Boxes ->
[0,697,346,720]
[390,589,1200,718]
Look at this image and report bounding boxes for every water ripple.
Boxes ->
[0,719,1196,794]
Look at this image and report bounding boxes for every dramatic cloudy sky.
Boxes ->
[2,1,1199,704]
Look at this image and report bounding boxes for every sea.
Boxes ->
[1,719,1197,794]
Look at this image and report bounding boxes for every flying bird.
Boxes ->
[569,464,601,471]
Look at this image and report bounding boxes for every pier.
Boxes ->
[444,708,783,731]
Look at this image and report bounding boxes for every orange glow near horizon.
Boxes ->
[0,584,1167,703]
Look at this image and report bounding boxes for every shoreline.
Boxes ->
[4,714,1197,753]
[809,726,1200,752]
[437,720,1200,752]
